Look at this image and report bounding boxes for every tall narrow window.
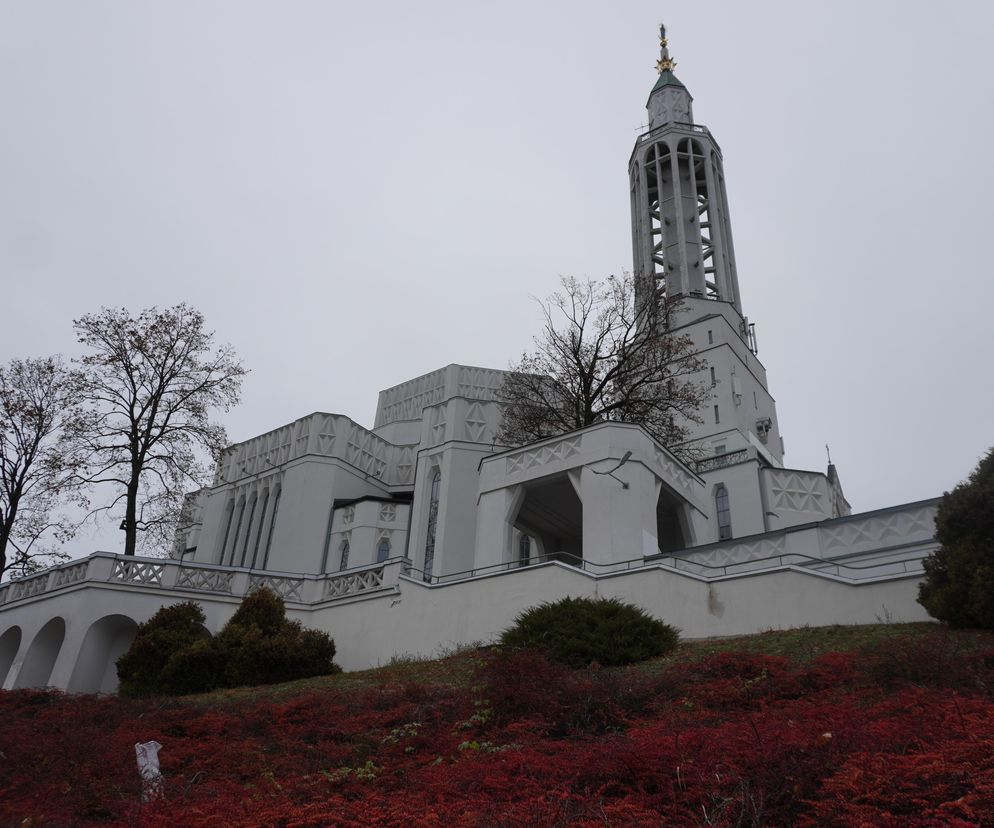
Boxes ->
[423,468,441,582]
[228,498,246,566]
[218,501,235,565]
[715,484,732,540]
[261,488,281,570]
[320,504,335,572]
[710,366,716,386]
[518,534,531,567]
[339,537,350,570]
[250,490,270,569]
[239,494,257,567]
[714,404,720,424]
[707,330,714,345]
[377,538,390,563]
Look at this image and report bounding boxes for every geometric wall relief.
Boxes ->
[315,414,338,456]
[346,425,388,479]
[768,470,824,513]
[652,446,700,500]
[342,505,355,526]
[293,417,311,458]
[682,534,787,571]
[505,436,583,475]
[456,366,505,401]
[378,503,397,523]
[463,402,489,443]
[429,406,448,447]
[821,507,936,554]
[375,369,448,427]
[392,447,414,486]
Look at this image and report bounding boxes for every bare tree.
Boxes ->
[497,274,710,454]
[0,357,88,580]
[75,304,246,556]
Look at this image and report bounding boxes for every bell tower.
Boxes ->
[629,25,784,464]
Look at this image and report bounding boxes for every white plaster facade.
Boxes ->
[0,30,940,693]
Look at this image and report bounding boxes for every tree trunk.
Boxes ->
[124,479,139,556]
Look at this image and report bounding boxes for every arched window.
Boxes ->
[377,538,390,563]
[423,468,441,582]
[518,534,531,568]
[339,537,350,570]
[715,484,732,540]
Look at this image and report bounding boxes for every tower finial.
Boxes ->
[656,23,677,73]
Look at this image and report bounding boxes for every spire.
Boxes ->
[655,24,676,73]
[645,24,693,128]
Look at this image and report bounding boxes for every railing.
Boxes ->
[695,450,749,473]
[0,553,402,609]
[408,544,930,587]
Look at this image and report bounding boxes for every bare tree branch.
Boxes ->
[497,274,711,460]
[75,304,246,556]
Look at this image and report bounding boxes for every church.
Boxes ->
[0,28,938,693]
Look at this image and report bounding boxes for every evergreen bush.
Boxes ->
[919,447,994,628]
[498,596,679,667]
[116,588,339,697]
[116,601,210,697]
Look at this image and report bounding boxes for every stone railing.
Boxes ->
[695,449,749,473]
[0,553,404,610]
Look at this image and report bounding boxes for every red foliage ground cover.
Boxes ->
[4,629,994,827]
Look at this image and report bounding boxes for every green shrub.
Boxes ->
[218,588,338,688]
[116,589,339,697]
[116,601,210,698]
[919,447,994,628]
[499,596,679,667]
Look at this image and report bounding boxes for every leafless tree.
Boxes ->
[497,274,710,456]
[0,357,88,580]
[75,304,246,556]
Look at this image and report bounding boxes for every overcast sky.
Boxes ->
[2,1,992,558]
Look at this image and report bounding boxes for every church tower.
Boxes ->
[629,25,785,466]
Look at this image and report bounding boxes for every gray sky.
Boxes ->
[2,1,992,558]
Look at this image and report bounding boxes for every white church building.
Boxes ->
[0,28,937,693]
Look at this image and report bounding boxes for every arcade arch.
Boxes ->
[66,614,139,694]
[14,617,66,689]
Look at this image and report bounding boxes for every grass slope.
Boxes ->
[3,623,994,826]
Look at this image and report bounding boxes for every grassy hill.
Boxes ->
[3,623,994,826]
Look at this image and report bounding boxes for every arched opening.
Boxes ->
[66,614,139,694]
[0,625,22,688]
[514,474,583,565]
[657,486,690,553]
[715,484,732,541]
[14,617,66,689]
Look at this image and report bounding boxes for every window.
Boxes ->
[240,494,257,567]
[320,504,335,572]
[518,534,531,567]
[707,330,714,345]
[716,484,732,540]
[218,501,235,565]
[261,488,281,570]
[250,490,269,569]
[377,538,390,563]
[339,537,350,570]
[753,391,758,409]
[710,366,716,386]
[423,469,441,582]
[229,498,246,566]
[714,404,720,424]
